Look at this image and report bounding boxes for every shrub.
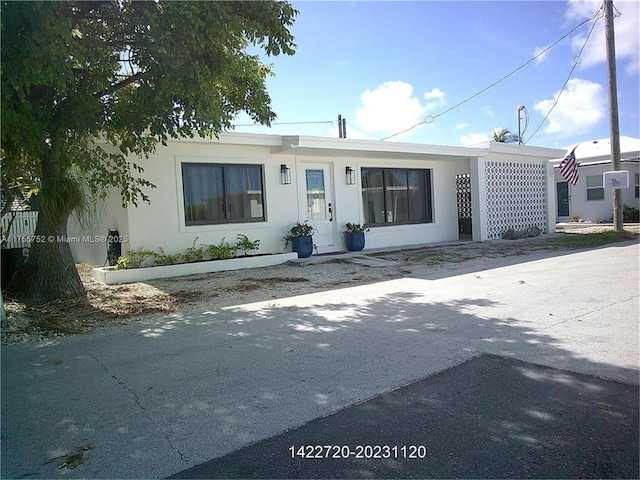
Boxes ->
[208,238,238,260]
[343,222,369,234]
[115,247,154,269]
[284,221,315,248]
[153,247,183,266]
[623,204,639,222]
[236,234,260,256]
[183,237,207,263]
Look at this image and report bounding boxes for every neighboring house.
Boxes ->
[551,136,640,223]
[67,133,565,265]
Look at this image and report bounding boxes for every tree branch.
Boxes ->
[93,71,146,98]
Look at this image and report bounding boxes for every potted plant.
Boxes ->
[284,221,315,258]
[343,222,369,252]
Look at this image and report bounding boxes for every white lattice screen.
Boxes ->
[485,161,547,239]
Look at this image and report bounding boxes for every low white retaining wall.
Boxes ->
[92,252,298,285]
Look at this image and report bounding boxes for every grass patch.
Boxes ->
[550,230,638,248]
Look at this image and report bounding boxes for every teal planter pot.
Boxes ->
[345,232,365,252]
[291,236,314,258]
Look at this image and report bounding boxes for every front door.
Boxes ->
[557,181,570,217]
[300,164,334,248]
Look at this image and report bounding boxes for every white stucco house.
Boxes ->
[68,133,565,267]
[551,136,640,223]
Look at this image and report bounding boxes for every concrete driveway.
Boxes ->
[2,241,638,479]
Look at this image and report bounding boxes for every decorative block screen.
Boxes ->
[485,161,547,239]
[456,173,472,219]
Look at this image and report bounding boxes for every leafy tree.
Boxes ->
[1,1,297,304]
[492,128,519,143]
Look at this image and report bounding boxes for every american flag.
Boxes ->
[560,147,579,185]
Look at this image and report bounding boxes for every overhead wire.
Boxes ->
[524,1,605,144]
[380,1,606,142]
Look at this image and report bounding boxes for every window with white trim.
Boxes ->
[182,163,265,225]
[586,175,604,201]
[361,168,433,225]
[635,173,639,198]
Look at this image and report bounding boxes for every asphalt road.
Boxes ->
[170,355,639,479]
[2,240,638,479]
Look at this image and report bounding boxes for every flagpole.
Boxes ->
[604,0,623,232]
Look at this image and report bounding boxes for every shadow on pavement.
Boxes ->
[169,354,639,479]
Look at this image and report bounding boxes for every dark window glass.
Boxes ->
[182,163,265,225]
[361,167,433,225]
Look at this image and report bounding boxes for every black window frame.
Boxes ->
[182,162,266,226]
[361,167,433,226]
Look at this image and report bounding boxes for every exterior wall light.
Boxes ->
[280,164,291,185]
[346,166,356,185]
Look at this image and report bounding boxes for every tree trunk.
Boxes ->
[7,151,86,305]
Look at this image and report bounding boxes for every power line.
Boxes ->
[524,1,604,144]
[380,3,605,142]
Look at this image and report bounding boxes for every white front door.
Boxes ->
[300,164,335,248]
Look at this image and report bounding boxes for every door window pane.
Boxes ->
[306,169,326,220]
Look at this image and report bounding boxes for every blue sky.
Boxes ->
[233,0,639,149]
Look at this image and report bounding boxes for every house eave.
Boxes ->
[275,135,489,161]
[487,142,566,160]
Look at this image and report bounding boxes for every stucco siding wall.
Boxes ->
[553,163,640,222]
[84,140,472,260]
[124,141,296,257]
[67,187,129,265]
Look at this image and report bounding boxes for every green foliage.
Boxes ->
[236,234,261,256]
[1,1,297,302]
[183,237,207,263]
[153,248,183,266]
[208,238,239,260]
[623,204,639,222]
[343,222,369,234]
[550,230,638,248]
[284,221,315,247]
[115,247,154,269]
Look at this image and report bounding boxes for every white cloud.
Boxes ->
[354,81,445,140]
[533,45,550,65]
[483,105,494,117]
[424,88,446,111]
[533,78,606,138]
[455,122,470,130]
[566,0,639,73]
[460,132,490,147]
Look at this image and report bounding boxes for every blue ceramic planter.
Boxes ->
[345,232,365,251]
[291,235,314,258]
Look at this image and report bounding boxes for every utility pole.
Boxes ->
[604,0,623,232]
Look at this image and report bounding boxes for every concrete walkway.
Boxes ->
[1,241,638,479]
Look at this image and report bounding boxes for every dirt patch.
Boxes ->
[2,227,638,345]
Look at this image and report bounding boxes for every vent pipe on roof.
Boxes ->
[338,115,347,139]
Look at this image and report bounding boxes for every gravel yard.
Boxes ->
[2,225,638,346]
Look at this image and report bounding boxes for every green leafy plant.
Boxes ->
[115,247,154,269]
[236,234,260,256]
[153,247,183,266]
[343,222,369,235]
[208,238,238,260]
[623,204,639,222]
[183,237,207,263]
[284,221,315,248]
